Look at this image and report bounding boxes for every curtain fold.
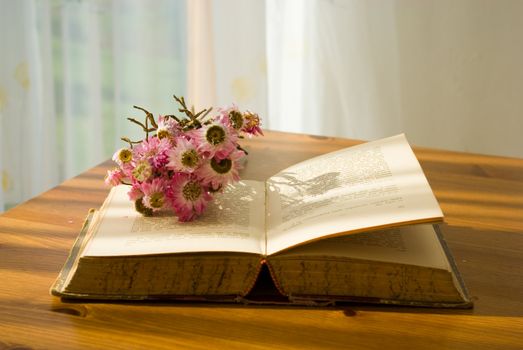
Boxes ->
[0,0,60,210]
[187,0,267,115]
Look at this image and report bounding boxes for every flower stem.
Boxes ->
[121,137,141,148]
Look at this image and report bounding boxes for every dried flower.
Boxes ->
[105,168,124,186]
[141,178,168,211]
[167,138,202,173]
[105,94,263,221]
[112,148,133,165]
[132,161,153,182]
[167,173,212,222]
[197,149,245,190]
[195,120,238,160]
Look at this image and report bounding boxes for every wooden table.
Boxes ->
[1,130,522,349]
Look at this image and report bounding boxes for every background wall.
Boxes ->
[1,0,522,211]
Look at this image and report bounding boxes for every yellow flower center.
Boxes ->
[229,110,244,130]
[181,149,200,168]
[182,181,202,202]
[119,149,133,163]
[149,192,165,208]
[132,162,152,181]
[205,125,226,145]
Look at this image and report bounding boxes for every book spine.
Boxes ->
[263,259,289,297]
[241,258,266,296]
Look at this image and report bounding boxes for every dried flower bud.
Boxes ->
[112,148,133,165]
[135,197,153,216]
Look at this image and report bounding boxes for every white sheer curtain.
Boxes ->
[186,0,267,116]
[1,0,523,211]
[1,0,187,211]
[265,0,523,158]
[0,0,58,211]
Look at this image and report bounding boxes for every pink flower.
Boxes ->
[166,137,202,173]
[119,162,135,179]
[196,149,245,190]
[218,106,263,136]
[105,168,124,186]
[157,115,181,140]
[111,97,263,222]
[167,173,213,222]
[193,119,238,160]
[219,105,244,131]
[141,178,168,211]
[133,136,172,168]
[127,182,144,201]
[241,111,263,136]
[132,160,153,182]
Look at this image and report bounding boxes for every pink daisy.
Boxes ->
[127,182,144,201]
[241,111,263,136]
[105,168,124,186]
[141,178,169,211]
[131,160,153,182]
[133,136,172,168]
[166,137,202,173]
[156,115,181,140]
[119,161,135,179]
[217,106,262,136]
[112,148,133,166]
[193,119,238,160]
[218,105,244,131]
[196,149,245,190]
[167,173,213,222]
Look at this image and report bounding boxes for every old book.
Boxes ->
[52,134,472,308]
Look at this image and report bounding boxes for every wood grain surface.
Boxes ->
[1,130,522,349]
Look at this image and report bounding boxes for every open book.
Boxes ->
[52,135,472,308]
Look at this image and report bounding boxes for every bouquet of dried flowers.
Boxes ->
[105,95,263,221]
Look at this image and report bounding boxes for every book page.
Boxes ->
[272,225,450,270]
[266,134,443,255]
[83,181,266,257]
